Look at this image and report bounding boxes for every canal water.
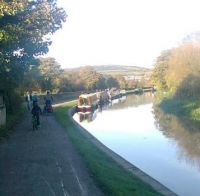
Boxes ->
[73,94,200,196]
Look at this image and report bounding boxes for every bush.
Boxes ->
[4,90,22,114]
[174,74,200,99]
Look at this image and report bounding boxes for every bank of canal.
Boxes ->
[73,94,200,196]
[54,101,166,196]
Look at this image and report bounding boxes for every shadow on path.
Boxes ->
[0,112,104,196]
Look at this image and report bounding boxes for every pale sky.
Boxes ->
[46,0,200,69]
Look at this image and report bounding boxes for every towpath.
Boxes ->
[0,110,104,196]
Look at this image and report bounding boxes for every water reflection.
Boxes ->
[76,93,153,123]
[153,106,200,171]
[73,93,200,196]
[77,109,98,123]
[109,93,153,110]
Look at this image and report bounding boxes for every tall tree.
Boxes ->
[78,66,104,90]
[0,0,66,112]
[105,76,119,89]
[38,57,63,91]
[152,32,200,98]
[166,43,200,95]
[151,50,171,91]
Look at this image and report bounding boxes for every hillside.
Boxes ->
[65,65,152,76]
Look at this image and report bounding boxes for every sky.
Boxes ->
[46,0,200,69]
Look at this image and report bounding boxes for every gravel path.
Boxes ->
[0,112,104,196]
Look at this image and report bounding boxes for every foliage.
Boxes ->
[0,106,26,138]
[63,65,152,91]
[38,57,63,91]
[105,76,119,89]
[59,66,119,92]
[114,75,127,89]
[174,74,200,99]
[166,44,200,94]
[78,66,105,90]
[57,76,73,92]
[0,0,66,113]
[0,1,27,17]
[22,64,41,92]
[22,57,63,92]
[22,63,122,93]
[151,50,171,91]
[152,33,200,98]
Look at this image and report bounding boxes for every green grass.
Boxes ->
[159,97,200,122]
[54,101,161,196]
[0,106,26,138]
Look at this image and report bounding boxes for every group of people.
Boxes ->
[25,91,53,127]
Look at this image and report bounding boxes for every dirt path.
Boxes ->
[0,112,104,196]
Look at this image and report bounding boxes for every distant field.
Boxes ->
[97,70,150,76]
[65,65,152,76]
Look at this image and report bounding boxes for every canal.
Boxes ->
[73,93,200,196]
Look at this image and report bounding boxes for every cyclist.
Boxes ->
[31,101,42,127]
[32,92,38,102]
[44,91,53,113]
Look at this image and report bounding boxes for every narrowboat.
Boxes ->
[77,93,99,113]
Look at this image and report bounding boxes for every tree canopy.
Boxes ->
[0,0,66,112]
[152,32,200,98]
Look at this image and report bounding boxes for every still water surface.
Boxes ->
[73,94,200,196]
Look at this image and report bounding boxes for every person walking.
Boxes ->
[25,92,32,111]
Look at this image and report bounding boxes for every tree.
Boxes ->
[38,57,63,91]
[152,32,200,98]
[151,50,171,91]
[114,75,127,89]
[0,0,66,112]
[105,76,119,89]
[21,65,41,92]
[58,77,72,92]
[0,1,27,17]
[78,66,104,91]
[166,43,200,93]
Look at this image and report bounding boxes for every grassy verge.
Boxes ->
[0,106,26,138]
[159,97,200,121]
[54,101,161,196]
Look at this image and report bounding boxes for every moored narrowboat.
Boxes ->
[77,93,99,113]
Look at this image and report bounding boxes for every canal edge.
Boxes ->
[68,107,177,196]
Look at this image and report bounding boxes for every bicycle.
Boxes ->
[43,103,53,115]
[32,115,38,131]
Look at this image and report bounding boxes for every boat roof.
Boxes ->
[79,93,97,99]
